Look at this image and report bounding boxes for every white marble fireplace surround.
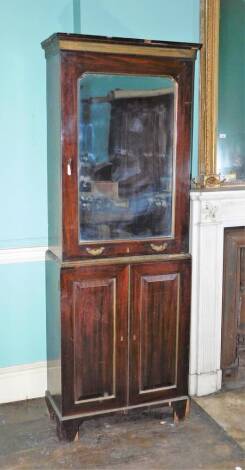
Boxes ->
[189,189,245,396]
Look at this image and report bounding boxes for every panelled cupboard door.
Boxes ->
[129,260,191,405]
[61,265,129,415]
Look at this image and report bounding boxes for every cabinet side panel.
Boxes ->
[47,53,62,257]
[46,256,61,410]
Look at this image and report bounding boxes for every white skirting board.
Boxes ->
[0,362,47,404]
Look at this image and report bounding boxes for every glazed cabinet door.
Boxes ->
[129,259,191,405]
[60,48,195,260]
[61,264,129,415]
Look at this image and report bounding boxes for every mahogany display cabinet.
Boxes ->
[42,33,200,441]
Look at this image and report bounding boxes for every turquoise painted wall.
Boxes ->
[0,263,46,367]
[78,0,199,42]
[77,0,200,176]
[0,0,73,368]
[0,0,200,368]
[0,0,73,249]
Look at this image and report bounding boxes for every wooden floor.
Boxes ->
[0,398,244,469]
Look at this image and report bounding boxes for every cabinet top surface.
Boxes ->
[41,33,201,59]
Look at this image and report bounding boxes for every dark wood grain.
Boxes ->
[129,259,191,405]
[41,32,201,53]
[43,34,196,438]
[240,248,245,328]
[73,277,115,401]
[45,253,62,411]
[140,273,179,390]
[61,264,129,415]
[60,49,195,260]
[46,54,62,258]
[173,398,190,423]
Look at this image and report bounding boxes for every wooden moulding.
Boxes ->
[41,33,200,60]
[46,249,191,268]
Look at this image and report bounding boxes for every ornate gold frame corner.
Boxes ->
[192,173,225,190]
[193,0,222,189]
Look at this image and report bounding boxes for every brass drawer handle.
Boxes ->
[67,158,72,176]
[86,247,105,256]
[150,242,167,252]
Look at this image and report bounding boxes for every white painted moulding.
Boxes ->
[0,362,47,404]
[0,246,47,264]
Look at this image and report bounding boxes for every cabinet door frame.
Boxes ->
[61,49,194,260]
[129,259,191,406]
[61,264,129,415]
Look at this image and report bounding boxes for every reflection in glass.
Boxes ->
[78,73,176,242]
[217,0,245,183]
[217,132,245,182]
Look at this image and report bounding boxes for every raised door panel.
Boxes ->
[73,278,115,402]
[61,265,128,415]
[129,260,191,405]
[140,273,179,391]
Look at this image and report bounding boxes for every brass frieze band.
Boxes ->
[60,253,191,268]
[46,250,191,267]
[58,39,197,59]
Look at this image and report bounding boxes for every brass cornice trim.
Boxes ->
[57,39,197,59]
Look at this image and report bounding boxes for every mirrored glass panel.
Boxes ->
[217,0,245,183]
[78,73,176,242]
